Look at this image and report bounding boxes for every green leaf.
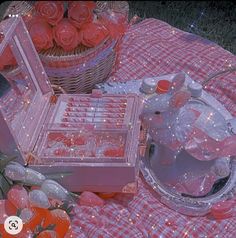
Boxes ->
[16,208,22,217]
[67,205,74,214]
[0,189,3,200]
[0,173,11,197]
[46,224,56,231]
[35,224,43,233]
[59,200,69,211]
[0,155,17,171]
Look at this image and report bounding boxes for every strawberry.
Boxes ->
[43,209,71,238]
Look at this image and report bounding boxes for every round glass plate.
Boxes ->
[140,98,236,216]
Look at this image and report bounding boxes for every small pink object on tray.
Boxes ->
[0,17,142,193]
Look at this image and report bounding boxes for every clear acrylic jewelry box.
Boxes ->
[0,17,142,193]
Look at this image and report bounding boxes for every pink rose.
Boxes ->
[53,19,80,52]
[35,1,64,26]
[27,17,53,51]
[0,46,17,71]
[79,22,109,48]
[68,1,96,29]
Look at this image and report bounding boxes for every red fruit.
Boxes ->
[24,207,49,232]
[17,227,33,238]
[0,224,13,238]
[43,209,71,238]
[0,199,17,221]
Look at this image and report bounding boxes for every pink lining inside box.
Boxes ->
[0,17,142,193]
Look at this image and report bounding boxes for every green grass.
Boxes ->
[128,1,236,54]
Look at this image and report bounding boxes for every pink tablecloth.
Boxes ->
[69,19,236,238]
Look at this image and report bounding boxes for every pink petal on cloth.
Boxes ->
[79,191,105,207]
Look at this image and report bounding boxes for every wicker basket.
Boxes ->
[2,1,129,94]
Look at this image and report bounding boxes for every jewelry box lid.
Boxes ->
[0,17,53,155]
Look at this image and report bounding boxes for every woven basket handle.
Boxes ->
[51,84,66,94]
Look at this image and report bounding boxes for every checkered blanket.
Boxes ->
[69,18,236,238]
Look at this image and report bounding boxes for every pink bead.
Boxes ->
[7,185,29,209]
[79,191,105,207]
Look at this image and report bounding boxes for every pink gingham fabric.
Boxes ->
[69,19,236,238]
